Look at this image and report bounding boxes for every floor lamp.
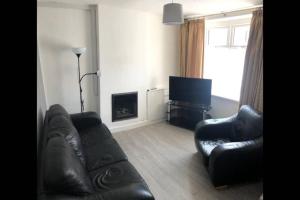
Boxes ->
[72,47,100,113]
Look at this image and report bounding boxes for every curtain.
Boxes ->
[239,10,263,112]
[179,19,205,78]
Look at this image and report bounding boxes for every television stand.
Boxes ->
[167,101,211,130]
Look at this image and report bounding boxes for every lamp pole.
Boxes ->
[79,72,98,113]
[76,53,84,112]
[73,47,99,113]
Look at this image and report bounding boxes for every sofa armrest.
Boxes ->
[70,112,102,131]
[208,138,263,186]
[194,115,236,141]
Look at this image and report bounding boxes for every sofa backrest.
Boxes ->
[48,115,86,165]
[47,104,71,122]
[231,105,263,141]
[44,134,93,196]
[41,104,93,195]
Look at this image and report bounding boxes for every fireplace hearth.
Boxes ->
[112,92,138,122]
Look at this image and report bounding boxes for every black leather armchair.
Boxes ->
[194,105,263,187]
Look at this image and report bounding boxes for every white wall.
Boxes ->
[98,5,180,130]
[37,45,47,152]
[208,95,239,118]
[37,5,99,114]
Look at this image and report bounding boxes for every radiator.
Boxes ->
[146,88,167,121]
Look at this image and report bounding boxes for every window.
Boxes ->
[233,25,250,47]
[208,27,229,46]
[203,15,252,101]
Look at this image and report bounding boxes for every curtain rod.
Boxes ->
[185,4,263,21]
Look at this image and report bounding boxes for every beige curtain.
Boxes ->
[179,19,205,78]
[239,10,263,112]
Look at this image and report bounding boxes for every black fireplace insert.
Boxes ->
[112,92,138,122]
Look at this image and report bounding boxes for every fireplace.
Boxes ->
[112,92,138,122]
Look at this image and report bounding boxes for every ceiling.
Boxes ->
[38,0,263,17]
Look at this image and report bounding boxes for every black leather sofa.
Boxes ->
[194,105,263,187]
[37,104,155,200]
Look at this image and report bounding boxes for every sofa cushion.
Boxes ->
[47,104,70,122]
[199,139,231,157]
[84,138,128,172]
[44,134,93,196]
[79,124,112,147]
[196,139,230,165]
[70,112,102,131]
[88,161,151,195]
[100,183,154,200]
[48,115,86,166]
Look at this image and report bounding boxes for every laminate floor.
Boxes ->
[114,122,263,200]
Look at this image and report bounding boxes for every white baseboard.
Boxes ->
[109,118,166,134]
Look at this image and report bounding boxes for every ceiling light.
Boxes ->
[163,1,184,25]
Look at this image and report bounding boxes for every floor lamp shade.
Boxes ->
[163,3,183,25]
[72,47,86,55]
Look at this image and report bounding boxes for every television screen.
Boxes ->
[169,76,212,105]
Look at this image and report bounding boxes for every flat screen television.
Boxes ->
[169,76,212,105]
